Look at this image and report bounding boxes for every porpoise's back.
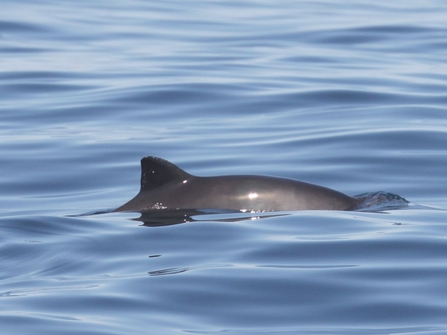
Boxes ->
[114,157,358,212]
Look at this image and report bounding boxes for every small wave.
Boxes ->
[353,191,409,212]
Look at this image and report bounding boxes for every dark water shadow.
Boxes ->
[136,209,290,227]
[69,208,290,226]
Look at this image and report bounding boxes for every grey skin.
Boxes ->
[114,156,359,212]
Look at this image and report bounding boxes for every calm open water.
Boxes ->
[1,0,447,334]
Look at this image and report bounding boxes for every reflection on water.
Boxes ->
[137,209,289,227]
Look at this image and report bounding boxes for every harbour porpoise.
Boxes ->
[114,156,359,212]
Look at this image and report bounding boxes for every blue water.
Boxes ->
[2,0,447,334]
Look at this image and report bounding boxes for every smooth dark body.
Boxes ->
[115,157,358,212]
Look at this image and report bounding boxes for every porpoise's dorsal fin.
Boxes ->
[140,156,192,192]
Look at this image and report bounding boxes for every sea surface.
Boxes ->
[1,0,447,334]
